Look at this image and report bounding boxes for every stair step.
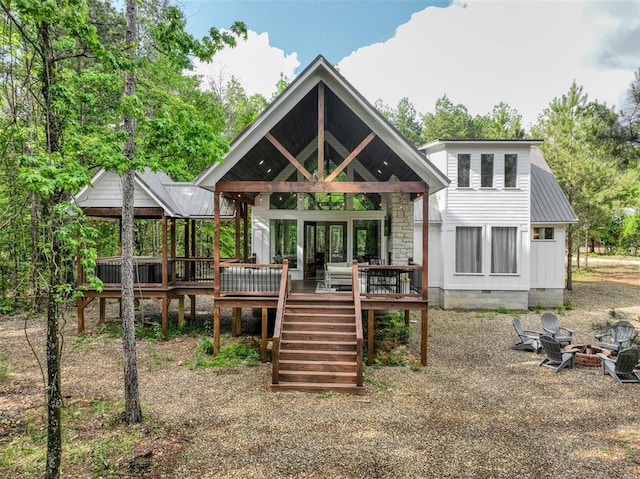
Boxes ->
[278,349,357,362]
[278,359,356,372]
[270,382,364,394]
[280,339,357,351]
[278,370,357,384]
[281,330,356,342]
[282,321,356,332]
[284,311,355,319]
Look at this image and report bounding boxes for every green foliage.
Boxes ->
[192,341,260,368]
[371,312,412,343]
[196,336,214,355]
[421,95,482,142]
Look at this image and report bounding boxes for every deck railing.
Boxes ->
[173,257,215,282]
[357,264,422,297]
[271,260,290,385]
[219,262,286,295]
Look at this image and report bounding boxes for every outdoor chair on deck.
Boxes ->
[539,335,579,373]
[596,348,640,385]
[511,317,543,353]
[541,313,574,345]
[595,321,635,354]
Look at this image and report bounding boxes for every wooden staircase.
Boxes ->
[271,294,364,393]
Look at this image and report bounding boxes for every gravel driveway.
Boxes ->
[2,270,640,478]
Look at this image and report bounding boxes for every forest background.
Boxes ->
[0,1,639,477]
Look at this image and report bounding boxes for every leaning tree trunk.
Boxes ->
[121,0,142,425]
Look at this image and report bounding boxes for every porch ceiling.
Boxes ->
[218,84,422,190]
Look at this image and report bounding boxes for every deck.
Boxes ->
[77,259,430,368]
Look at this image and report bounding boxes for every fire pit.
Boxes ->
[564,344,612,367]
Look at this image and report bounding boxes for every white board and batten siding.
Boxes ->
[75,171,159,209]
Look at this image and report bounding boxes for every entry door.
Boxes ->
[303,222,316,278]
[328,222,347,263]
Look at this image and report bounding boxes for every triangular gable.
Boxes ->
[195,55,449,194]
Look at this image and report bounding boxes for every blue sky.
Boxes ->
[188,0,640,128]
[184,1,450,68]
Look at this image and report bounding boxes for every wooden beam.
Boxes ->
[326,132,376,183]
[367,309,375,366]
[265,132,314,181]
[217,180,426,194]
[318,82,325,180]
[162,215,168,289]
[261,307,268,363]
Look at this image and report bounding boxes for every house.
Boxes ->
[413,140,577,310]
[73,55,576,391]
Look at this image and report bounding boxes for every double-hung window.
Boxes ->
[455,227,482,273]
[481,154,494,187]
[457,154,471,187]
[491,227,517,273]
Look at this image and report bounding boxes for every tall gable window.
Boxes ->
[481,154,494,187]
[455,227,482,273]
[457,154,471,187]
[504,154,517,188]
[491,227,517,273]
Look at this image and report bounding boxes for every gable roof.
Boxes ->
[195,55,449,195]
[530,148,578,224]
[74,168,235,219]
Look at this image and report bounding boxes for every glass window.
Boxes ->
[455,227,482,273]
[504,154,517,188]
[491,227,517,273]
[457,154,471,187]
[481,154,494,187]
[270,219,297,268]
[353,220,381,263]
[533,227,554,240]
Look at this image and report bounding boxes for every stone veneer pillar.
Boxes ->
[386,192,413,265]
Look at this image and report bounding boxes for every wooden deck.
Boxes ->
[76,262,430,373]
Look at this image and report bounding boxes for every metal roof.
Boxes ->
[530,148,578,224]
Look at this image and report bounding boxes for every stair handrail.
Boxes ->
[352,260,364,387]
[271,259,289,385]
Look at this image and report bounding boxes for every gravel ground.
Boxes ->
[2,270,640,478]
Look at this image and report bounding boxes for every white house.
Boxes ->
[414,140,577,310]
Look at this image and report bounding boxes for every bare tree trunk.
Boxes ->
[584,227,589,270]
[566,226,573,291]
[121,0,142,425]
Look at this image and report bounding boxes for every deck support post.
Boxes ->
[367,309,375,366]
[178,296,184,329]
[261,307,268,363]
[404,309,410,326]
[99,298,106,324]
[77,297,85,334]
[421,309,428,366]
[232,307,242,336]
[213,305,221,355]
[190,295,196,322]
[161,297,169,340]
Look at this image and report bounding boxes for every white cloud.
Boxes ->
[192,30,300,98]
[338,0,640,128]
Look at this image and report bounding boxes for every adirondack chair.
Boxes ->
[540,312,574,345]
[511,317,543,352]
[596,348,640,385]
[595,321,635,353]
[539,335,579,373]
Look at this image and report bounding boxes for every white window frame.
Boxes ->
[491,226,518,274]
[455,226,483,274]
[504,154,518,188]
[480,154,494,188]
[533,227,555,241]
[457,154,471,188]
